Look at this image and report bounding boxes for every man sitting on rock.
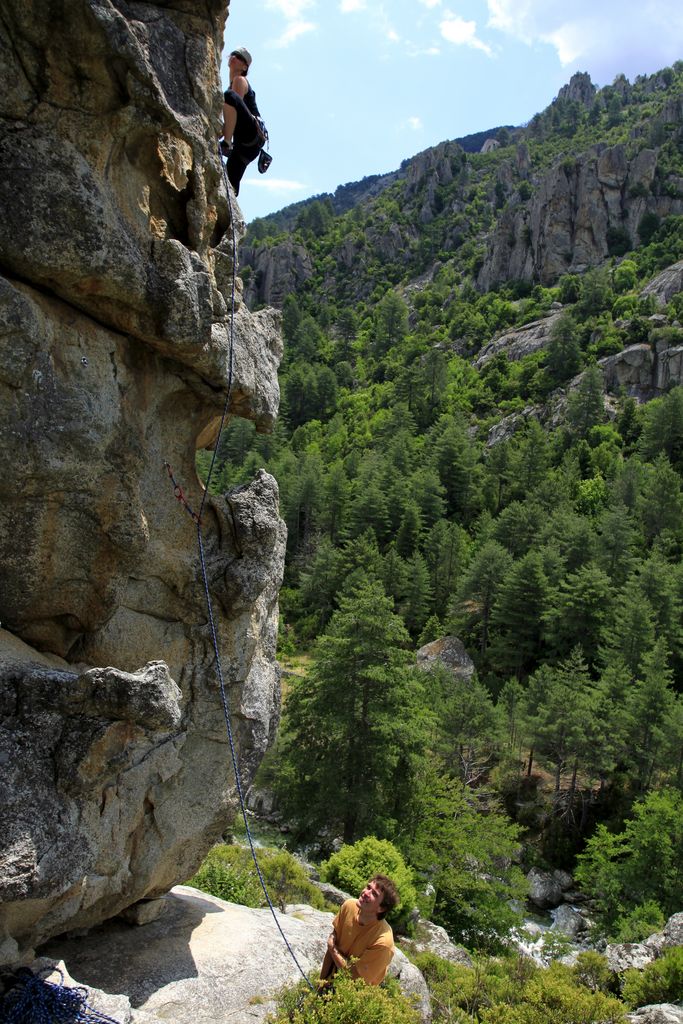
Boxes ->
[319,875,398,987]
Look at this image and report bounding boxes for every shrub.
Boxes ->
[189,845,327,912]
[612,901,666,943]
[413,953,627,1024]
[321,836,417,932]
[479,963,627,1024]
[621,947,683,1009]
[267,971,421,1024]
[638,211,661,245]
[571,951,615,993]
[188,844,263,907]
[606,226,632,257]
[613,259,638,293]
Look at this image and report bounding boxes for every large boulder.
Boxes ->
[627,1007,683,1024]
[400,919,473,968]
[0,0,286,964]
[644,912,683,956]
[475,312,564,368]
[38,888,431,1023]
[416,637,475,682]
[607,911,683,976]
[640,260,683,307]
[606,942,657,973]
[551,904,587,939]
[526,868,563,910]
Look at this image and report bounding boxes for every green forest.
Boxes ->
[197,62,683,965]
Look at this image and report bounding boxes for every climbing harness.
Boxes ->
[163,142,314,992]
[0,966,120,1024]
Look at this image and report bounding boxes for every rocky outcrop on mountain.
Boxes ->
[641,260,683,306]
[405,141,462,198]
[416,636,475,682]
[241,237,315,309]
[598,323,683,397]
[475,311,564,367]
[478,96,683,290]
[0,0,285,965]
[37,886,431,1023]
[556,72,597,108]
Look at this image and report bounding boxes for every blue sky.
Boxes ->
[221,0,683,222]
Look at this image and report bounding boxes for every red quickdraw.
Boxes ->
[163,461,201,525]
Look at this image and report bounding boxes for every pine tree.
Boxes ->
[451,539,512,658]
[526,648,593,793]
[639,386,683,471]
[491,549,550,678]
[638,454,683,545]
[545,562,613,666]
[546,311,583,384]
[425,519,468,610]
[567,365,606,438]
[401,550,433,638]
[322,460,350,543]
[396,499,423,557]
[599,578,656,679]
[595,502,640,585]
[277,579,430,843]
[372,290,408,357]
[431,414,482,523]
[627,638,676,791]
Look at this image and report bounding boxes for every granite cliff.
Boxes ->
[0,0,285,964]
[478,94,683,289]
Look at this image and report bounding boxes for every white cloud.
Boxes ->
[417,0,442,7]
[440,14,492,56]
[264,0,317,48]
[245,177,307,192]
[387,27,400,42]
[339,0,366,10]
[407,44,441,57]
[485,0,683,80]
[407,116,423,130]
[265,0,314,16]
[268,19,316,47]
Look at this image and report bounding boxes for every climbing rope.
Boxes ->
[164,143,315,991]
[0,966,120,1024]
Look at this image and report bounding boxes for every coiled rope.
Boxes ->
[165,144,315,991]
[0,967,120,1024]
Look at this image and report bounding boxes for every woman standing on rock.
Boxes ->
[221,47,266,195]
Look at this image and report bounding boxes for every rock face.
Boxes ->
[416,636,475,682]
[607,912,683,975]
[478,97,683,289]
[641,260,683,307]
[526,868,564,910]
[39,887,431,1023]
[475,312,564,368]
[627,1007,683,1024]
[0,0,286,964]
[400,919,473,968]
[556,72,597,108]
[242,237,315,309]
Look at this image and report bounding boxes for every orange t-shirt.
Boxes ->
[332,898,395,985]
